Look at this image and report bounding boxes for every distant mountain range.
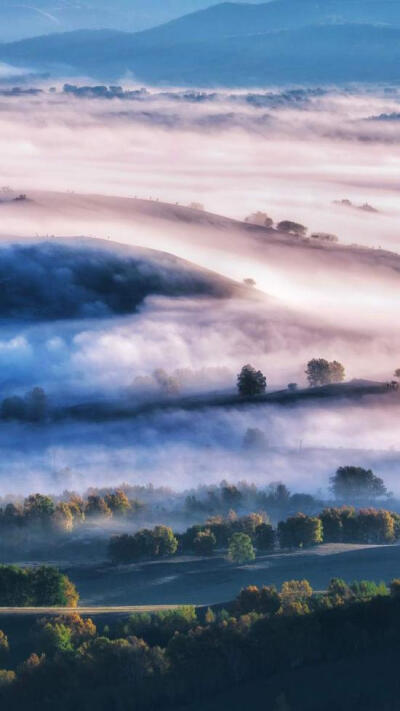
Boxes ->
[1,1,400,85]
[0,0,235,42]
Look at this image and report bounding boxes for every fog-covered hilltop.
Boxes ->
[0,238,240,321]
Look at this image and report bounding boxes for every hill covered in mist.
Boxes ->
[0,239,239,321]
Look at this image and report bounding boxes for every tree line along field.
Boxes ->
[0,466,393,556]
[1,575,400,710]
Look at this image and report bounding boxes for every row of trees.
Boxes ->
[109,512,272,564]
[234,576,393,617]
[0,490,143,535]
[236,357,346,396]
[109,501,399,564]
[108,525,178,563]
[0,565,78,607]
[2,576,400,709]
[245,211,339,242]
[1,387,47,422]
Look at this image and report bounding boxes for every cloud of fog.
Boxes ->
[1,397,400,498]
[0,86,400,241]
[0,86,398,497]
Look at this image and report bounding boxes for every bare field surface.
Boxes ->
[57,543,400,607]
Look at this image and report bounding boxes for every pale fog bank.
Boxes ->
[0,86,397,497]
[0,85,400,250]
[0,397,400,497]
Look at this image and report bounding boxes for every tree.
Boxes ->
[277,220,307,237]
[245,211,273,228]
[350,580,388,600]
[23,494,55,527]
[329,360,346,383]
[52,503,74,533]
[235,585,280,615]
[305,358,345,387]
[357,508,394,543]
[221,484,242,509]
[193,529,216,556]
[394,369,400,379]
[151,525,178,557]
[278,513,323,548]
[236,512,264,536]
[255,523,275,551]
[326,577,352,603]
[235,585,261,614]
[35,622,73,655]
[330,466,387,500]
[227,533,255,564]
[109,526,178,563]
[104,490,132,517]
[280,579,313,610]
[259,585,281,615]
[85,495,112,519]
[237,364,266,397]
[319,508,343,542]
[32,566,79,607]
[0,565,78,607]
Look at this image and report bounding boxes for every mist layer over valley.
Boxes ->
[0,86,396,497]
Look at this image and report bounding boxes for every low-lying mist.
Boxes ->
[1,396,400,497]
[0,84,400,246]
[0,84,398,500]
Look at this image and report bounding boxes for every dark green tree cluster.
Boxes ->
[278,512,323,548]
[0,565,78,607]
[109,500,400,563]
[2,576,400,711]
[320,506,397,544]
[277,507,398,549]
[109,525,178,563]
